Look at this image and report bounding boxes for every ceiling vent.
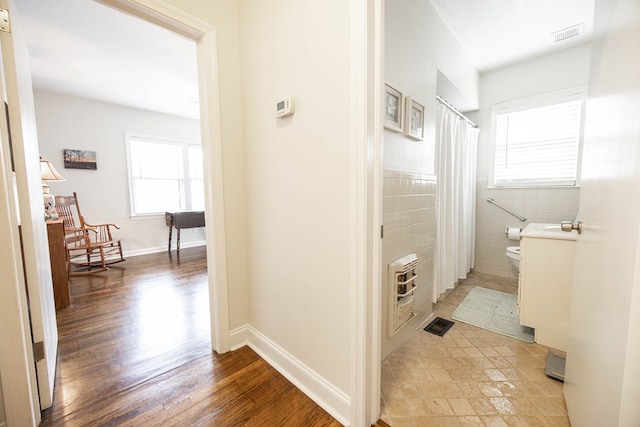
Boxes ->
[551,23,584,43]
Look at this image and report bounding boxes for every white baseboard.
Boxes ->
[228,324,249,351]
[227,324,350,424]
[246,326,350,426]
[123,241,206,258]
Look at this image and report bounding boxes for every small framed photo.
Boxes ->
[63,149,97,170]
[405,97,425,140]
[384,84,403,132]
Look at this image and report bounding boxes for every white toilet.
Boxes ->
[506,246,521,269]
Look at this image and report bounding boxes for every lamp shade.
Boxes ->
[40,157,65,181]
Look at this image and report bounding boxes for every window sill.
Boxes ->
[487,185,581,190]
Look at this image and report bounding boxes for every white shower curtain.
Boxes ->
[434,101,479,301]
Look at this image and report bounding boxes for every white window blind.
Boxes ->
[493,93,584,187]
[126,134,203,216]
[187,145,205,211]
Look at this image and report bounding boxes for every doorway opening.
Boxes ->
[1,0,229,422]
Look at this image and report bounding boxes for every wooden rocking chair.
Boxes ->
[54,192,125,276]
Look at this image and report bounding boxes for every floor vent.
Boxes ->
[546,350,567,381]
[424,317,455,337]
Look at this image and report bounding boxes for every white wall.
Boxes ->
[383,0,478,356]
[385,0,479,175]
[34,90,205,255]
[474,43,591,279]
[237,0,353,415]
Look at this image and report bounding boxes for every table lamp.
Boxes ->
[40,156,65,219]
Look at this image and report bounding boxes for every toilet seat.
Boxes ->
[506,246,521,261]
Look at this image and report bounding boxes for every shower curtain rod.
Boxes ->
[436,95,478,128]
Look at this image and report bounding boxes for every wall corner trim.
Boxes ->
[228,325,249,351]
[246,326,351,426]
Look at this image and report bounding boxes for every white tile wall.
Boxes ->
[475,179,580,279]
[382,170,436,358]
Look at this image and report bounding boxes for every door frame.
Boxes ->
[97,0,230,352]
[0,93,41,426]
[349,0,384,424]
[0,0,62,422]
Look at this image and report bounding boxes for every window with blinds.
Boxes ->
[492,89,585,187]
[125,133,204,217]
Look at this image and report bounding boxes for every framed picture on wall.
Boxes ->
[405,96,425,141]
[384,84,403,132]
[63,149,97,170]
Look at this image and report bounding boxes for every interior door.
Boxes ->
[563,0,640,425]
[0,0,58,410]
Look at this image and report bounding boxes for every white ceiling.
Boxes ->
[17,0,200,120]
[429,0,595,73]
[16,1,594,120]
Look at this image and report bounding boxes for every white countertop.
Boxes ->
[521,222,578,241]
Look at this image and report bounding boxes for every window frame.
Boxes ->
[489,86,587,189]
[125,132,203,218]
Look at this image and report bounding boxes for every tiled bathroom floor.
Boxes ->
[380,272,570,427]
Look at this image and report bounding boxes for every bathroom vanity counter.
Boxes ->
[518,223,577,352]
[520,222,578,241]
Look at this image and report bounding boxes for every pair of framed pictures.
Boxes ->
[384,84,425,141]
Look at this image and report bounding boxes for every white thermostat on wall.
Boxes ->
[275,97,295,118]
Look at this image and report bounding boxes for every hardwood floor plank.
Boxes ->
[40,247,347,426]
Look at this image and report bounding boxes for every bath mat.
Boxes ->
[424,317,455,337]
[451,287,534,343]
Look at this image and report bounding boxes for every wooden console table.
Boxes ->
[46,218,70,309]
[165,211,205,255]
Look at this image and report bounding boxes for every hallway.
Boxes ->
[381,272,570,426]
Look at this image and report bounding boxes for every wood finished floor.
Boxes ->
[41,247,353,426]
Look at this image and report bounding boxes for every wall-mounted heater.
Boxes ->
[388,253,418,336]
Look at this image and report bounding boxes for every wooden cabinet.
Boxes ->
[519,235,575,352]
[47,219,70,309]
